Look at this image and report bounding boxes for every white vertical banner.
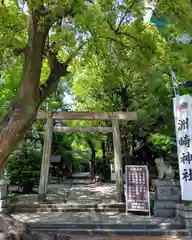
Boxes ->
[173,94,192,200]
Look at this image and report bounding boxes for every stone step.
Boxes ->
[9,207,125,213]
[29,222,185,230]
[30,228,189,237]
[10,203,125,208]
[8,203,125,213]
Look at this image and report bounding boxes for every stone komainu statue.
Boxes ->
[155,157,175,180]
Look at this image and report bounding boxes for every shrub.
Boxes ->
[7,149,42,193]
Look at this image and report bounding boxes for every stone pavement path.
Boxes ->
[9,179,73,204]
[9,173,120,205]
[67,182,117,204]
[9,172,155,205]
[11,211,179,225]
[10,180,154,205]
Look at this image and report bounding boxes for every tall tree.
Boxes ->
[71,24,175,162]
[0,0,168,170]
[0,0,85,168]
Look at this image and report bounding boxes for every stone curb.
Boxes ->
[7,202,125,213]
[8,203,125,208]
[30,228,189,237]
[8,207,125,213]
[29,222,185,230]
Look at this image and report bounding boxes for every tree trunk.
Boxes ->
[122,136,127,166]
[0,8,69,171]
[0,6,69,240]
[0,7,50,169]
[129,134,135,164]
[89,160,96,181]
[124,135,134,166]
[87,139,96,182]
[101,141,107,181]
[0,102,38,170]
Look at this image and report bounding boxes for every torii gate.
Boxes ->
[36,111,137,202]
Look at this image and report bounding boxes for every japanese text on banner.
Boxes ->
[174,95,192,200]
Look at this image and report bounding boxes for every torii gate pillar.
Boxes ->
[112,119,124,202]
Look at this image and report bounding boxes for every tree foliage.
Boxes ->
[0,0,191,168]
[3,0,192,238]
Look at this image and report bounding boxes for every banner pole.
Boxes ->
[170,68,180,97]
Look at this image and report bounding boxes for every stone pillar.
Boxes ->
[0,179,10,212]
[153,179,180,217]
[38,117,53,202]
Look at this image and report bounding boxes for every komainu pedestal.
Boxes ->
[153,179,180,217]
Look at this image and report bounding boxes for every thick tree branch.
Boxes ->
[45,44,59,69]
[39,59,69,102]
[19,6,53,102]
[145,7,158,18]
[40,41,86,102]
[116,10,129,32]
[116,0,136,32]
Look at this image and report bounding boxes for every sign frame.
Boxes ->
[125,165,150,216]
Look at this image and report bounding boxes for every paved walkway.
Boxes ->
[9,174,154,205]
[9,173,124,204]
[9,181,119,205]
[67,182,117,204]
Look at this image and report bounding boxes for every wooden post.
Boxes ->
[112,119,125,202]
[38,117,53,201]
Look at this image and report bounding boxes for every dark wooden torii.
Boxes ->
[36,111,137,202]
